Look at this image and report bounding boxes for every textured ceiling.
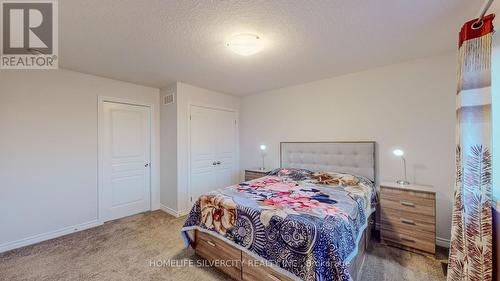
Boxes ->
[59,0,479,95]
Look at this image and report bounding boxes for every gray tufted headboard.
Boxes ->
[280,141,376,182]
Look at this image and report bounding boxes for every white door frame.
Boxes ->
[187,103,239,211]
[97,96,158,223]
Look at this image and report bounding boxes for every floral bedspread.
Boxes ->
[181,169,376,281]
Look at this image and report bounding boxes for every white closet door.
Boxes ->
[214,109,237,188]
[190,106,217,200]
[101,102,151,222]
[190,106,237,203]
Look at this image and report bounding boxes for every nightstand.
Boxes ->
[379,182,436,255]
[244,168,272,181]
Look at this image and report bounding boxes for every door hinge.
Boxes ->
[190,115,192,120]
[190,196,193,202]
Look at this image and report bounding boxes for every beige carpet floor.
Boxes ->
[0,211,448,281]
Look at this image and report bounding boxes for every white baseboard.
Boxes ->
[160,204,189,218]
[0,220,101,254]
[436,237,450,248]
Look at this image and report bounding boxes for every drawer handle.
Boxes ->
[400,235,416,243]
[267,273,281,281]
[205,240,216,247]
[400,201,415,207]
[401,218,415,225]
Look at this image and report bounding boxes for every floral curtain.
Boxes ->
[447,14,495,281]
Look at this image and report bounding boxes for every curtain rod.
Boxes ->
[476,0,494,23]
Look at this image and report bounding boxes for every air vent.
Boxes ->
[163,93,175,105]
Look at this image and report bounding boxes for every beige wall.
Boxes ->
[239,53,457,245]
[0,69,160,251]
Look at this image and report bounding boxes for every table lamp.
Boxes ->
[260,145,267,171]
[393,149,410,185]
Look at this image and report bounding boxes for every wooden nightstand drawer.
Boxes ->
[381,229,435,254]
[245,169,272,181]
[245,172,265,181]
[381,185,435,200]
[379,198,435,217]
[380,208,435,234]
[380,187,435,217]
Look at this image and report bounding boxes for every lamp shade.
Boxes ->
[393,149,404,157]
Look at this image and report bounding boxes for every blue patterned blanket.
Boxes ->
[182,169,376,281]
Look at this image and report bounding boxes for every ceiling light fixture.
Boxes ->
[226,33,263,56]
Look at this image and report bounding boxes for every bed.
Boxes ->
[182,141,377,281]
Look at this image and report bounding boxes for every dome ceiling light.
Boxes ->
[226,33,263,56]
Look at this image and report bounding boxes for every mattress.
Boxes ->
[181,168,376,281]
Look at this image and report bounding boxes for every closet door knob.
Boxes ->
[216,161,221,165]
[212,161,217,166]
